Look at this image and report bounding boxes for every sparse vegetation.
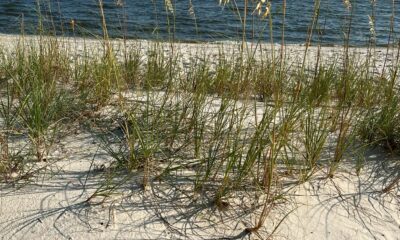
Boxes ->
[0,0,399,238]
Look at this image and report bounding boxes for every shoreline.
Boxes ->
[1,33,397,50]
[1,33,398,48]
[0,33,397,73]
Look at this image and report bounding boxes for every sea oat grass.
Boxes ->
[0,0,399,237]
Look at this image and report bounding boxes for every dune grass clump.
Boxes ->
[12,40,72,162]
[0,64,22,180]
[358,52,400,153]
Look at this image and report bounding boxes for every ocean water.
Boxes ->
[0,0,399,45]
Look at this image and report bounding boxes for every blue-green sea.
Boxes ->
[0,0,399,45]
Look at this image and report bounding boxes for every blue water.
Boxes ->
[0,0,399,45]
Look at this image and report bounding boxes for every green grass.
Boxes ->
[0,33,399,234]
[0,0,399,237]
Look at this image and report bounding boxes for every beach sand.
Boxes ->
[0,34,399,239]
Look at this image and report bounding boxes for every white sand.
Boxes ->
[0,33,397,70]
[0,34,399,239]
[1,127,398,239]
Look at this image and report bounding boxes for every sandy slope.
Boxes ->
[0,35,399,239]
[0,128,398,239]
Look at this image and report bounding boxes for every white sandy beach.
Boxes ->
[0,127,398,239]
[0,34,399,240]
[0,33,397,69]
